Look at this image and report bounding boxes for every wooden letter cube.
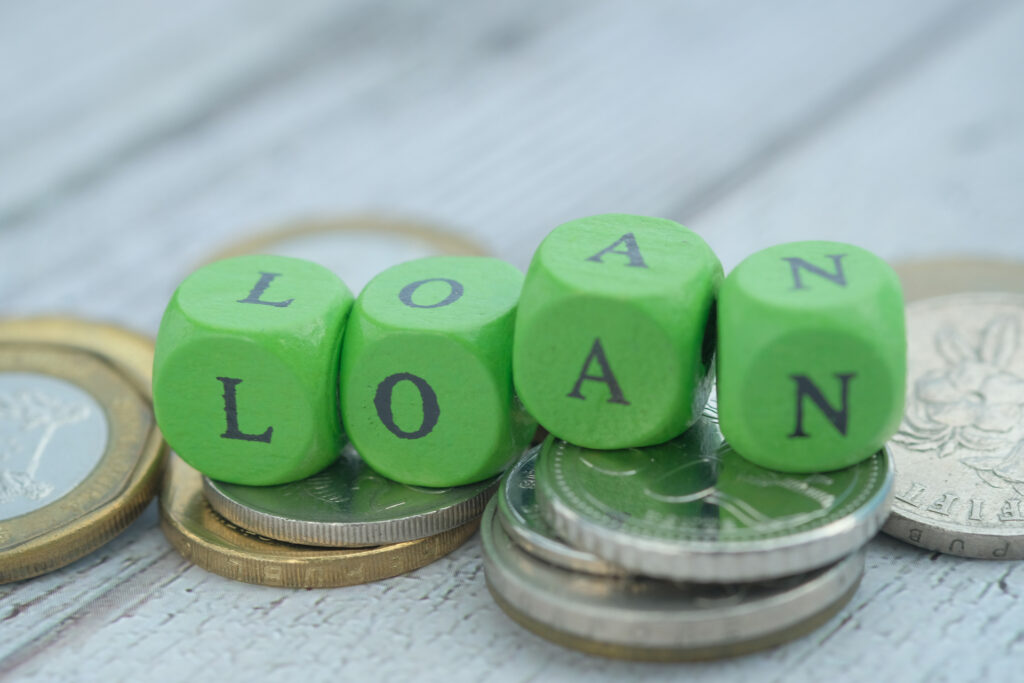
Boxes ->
[513,214,722,449]
[153,255,354,485]
[717,241,906,472]
[339,256,535,487]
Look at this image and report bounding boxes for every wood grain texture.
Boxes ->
[697,0,1024,269]
[2,0,1023,680]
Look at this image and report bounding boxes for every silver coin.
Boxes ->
[535,404,893,582]
[482,500,865,661]
[497,445,624,576]
[203,444,498,547]
[0,372,108,518]
[883,293,1024,559]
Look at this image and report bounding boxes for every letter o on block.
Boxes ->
[340,256,536,487]
[153,255,354,485]
[717,241,906,473]
[514,214,723,449]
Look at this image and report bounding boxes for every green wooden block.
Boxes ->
[717,240,906,473]
[339,256,535,487]
[513,214,722,449]
[153,254,354,485]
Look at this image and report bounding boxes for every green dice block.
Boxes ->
[717,241,906,473]
[154,254,354,485]
[513,214,723,449]
[339,256,535,487]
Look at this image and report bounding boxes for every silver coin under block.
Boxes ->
[534,408,892,583]
[496,446,623,576]
[885,293,1024,559]
[204,444,498,547]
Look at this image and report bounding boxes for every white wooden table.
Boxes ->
[2,1,1023,680]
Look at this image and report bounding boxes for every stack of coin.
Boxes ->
[483,395,894,660]
[0,318,165,584]
[160,444,496,588]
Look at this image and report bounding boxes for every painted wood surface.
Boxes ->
[1,1,1023,680]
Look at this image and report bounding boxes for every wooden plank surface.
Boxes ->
[1,0,1023,680]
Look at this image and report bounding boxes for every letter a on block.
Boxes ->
[781,255,848,290]
[567,339,630,405]
[586,233,648,268]
[789,373,856,438]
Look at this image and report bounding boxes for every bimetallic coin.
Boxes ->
[482,501,865,661]
[0,344,163,583]
[0,317,158,399]
[203,444,497,547]
[497,446,623,576]
[884,293,1024,559]
[161,455,478,587]
[535,406,893,582]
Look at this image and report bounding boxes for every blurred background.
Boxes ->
[2,0,1023,329]
[1,1,1023,679]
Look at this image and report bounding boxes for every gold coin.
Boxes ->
[204,215,490,295]
[159,455,479,588]
[0,344,164,583]
[0,317,156,399]
[208,214,489,261]
[894,258,1024,302]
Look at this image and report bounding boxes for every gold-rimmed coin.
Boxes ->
[894,257,1024,302]
[160,455,479,588]
[0,344,164,583]
[205,215,490,294]
[0,317,156,399]
[210,214,489,260]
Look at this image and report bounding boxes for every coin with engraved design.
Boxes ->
[535,398,893,582]
[203,444,498,547]
[883,293,1024,558]
[482,500,865,661]
[497,445,623,576]
[0,342,163,583]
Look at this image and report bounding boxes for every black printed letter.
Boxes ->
[237,272,294,307]
[789,373,856,438]
[374,372,441,439]
[398,278,464,309]
[586,233,647,268]
[782,255,847,290]
[218,377,273,443]
[567,339,630,405]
